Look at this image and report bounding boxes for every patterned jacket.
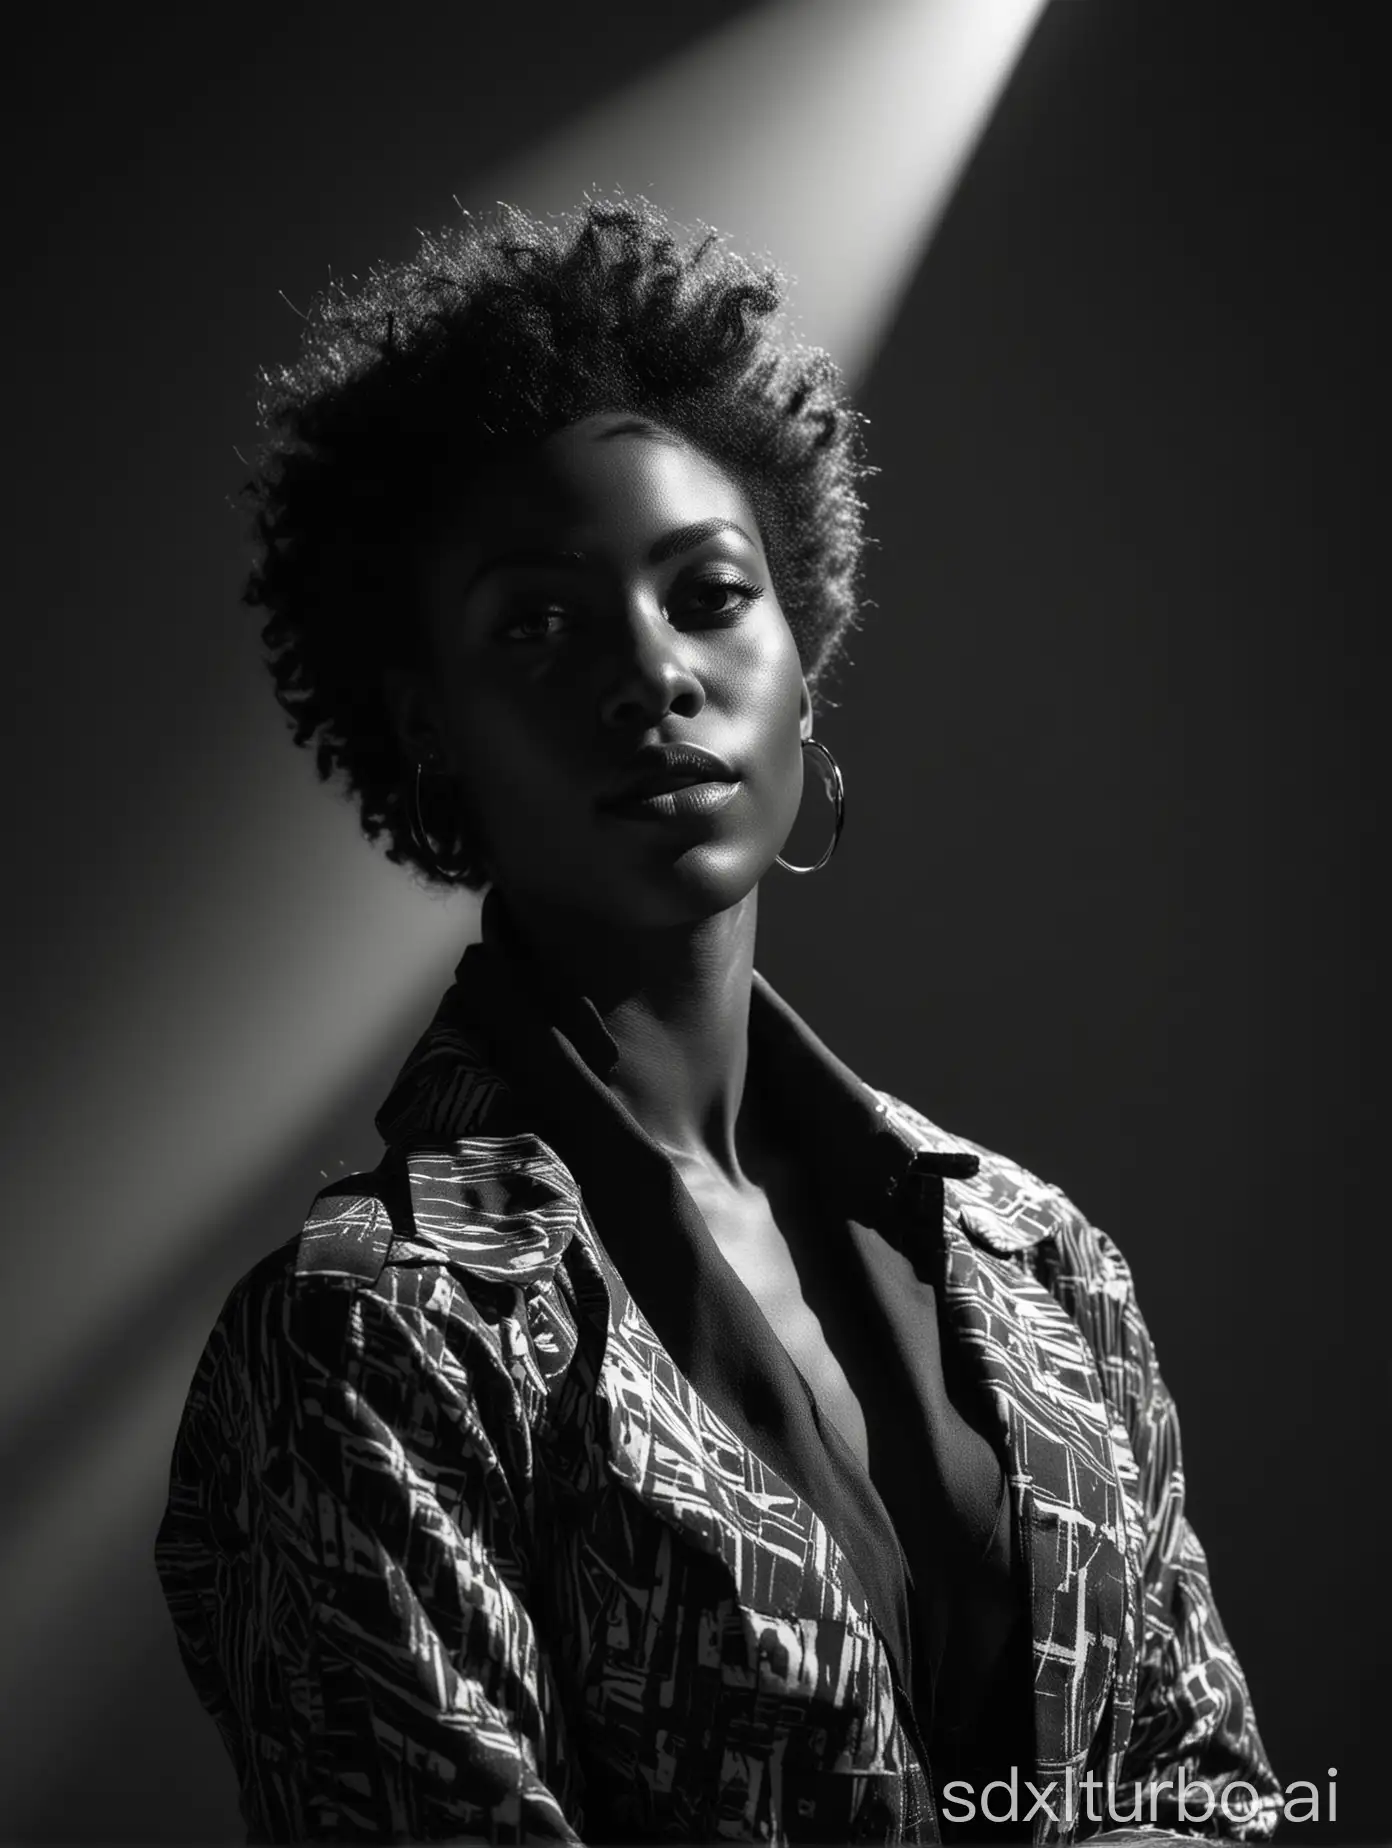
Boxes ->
[154,963,1279,1845]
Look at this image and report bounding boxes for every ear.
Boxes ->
[798,675,815,743]
[382,667,446,768]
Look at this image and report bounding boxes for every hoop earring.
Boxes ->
[775,738,846,875]
[409,758,468,882]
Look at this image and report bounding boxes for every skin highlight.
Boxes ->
[385,412,815,1184]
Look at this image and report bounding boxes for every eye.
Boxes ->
[499,603,572,644]
[675,575,764,623]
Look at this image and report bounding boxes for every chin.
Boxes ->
[563,839,772,932]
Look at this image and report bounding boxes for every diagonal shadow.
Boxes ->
[0,1039,408,1538]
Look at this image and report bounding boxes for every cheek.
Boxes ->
[714,601,800,701]
[437,682,567,862]
[724,620,806,776]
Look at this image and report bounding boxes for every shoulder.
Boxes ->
[194,1132,585,1405]
[872,1085,1134,1299]
[874,1089,1161,1421]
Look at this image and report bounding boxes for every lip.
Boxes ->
[602,779,742,824]
[597,743,740,809]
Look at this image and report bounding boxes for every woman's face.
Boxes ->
[400,412,812,930]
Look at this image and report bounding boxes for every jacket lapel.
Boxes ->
[564,1201,879,1621]
[374,988,890,1650]
[939,1176,1132,1801]
[375,1122,896,1688]
[403,1139,582,1282]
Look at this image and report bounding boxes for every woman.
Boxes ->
[155,198,1278,1845]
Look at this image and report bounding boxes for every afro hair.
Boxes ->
[244,194,874,889]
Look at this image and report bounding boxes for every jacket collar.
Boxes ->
[371,901,1053,1269]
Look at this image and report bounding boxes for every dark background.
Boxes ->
[2,1,1383,1841]
[781,7,1385,1840]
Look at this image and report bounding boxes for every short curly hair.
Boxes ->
[245,194,874,889]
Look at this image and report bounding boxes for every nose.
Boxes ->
[598,604,706,730]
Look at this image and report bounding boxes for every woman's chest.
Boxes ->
[680,1172,871,1471]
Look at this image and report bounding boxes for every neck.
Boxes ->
[495,888,761,1183]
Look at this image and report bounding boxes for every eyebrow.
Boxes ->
[462,519,756,596]
[648,518,756,564]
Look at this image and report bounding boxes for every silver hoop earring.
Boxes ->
[776,738,845,875]
[409,759,467,882]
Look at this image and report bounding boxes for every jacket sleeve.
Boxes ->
[160,1264,585,1844]
[1058,1219,1281,1840]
